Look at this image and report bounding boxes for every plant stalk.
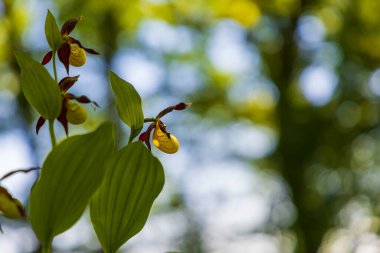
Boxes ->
[144,118,156,123]
[52,50,58,83]
[49,120,56,148]
[42,239,52,253]
[48,50,58,148]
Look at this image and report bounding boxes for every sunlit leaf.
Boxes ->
[45,10,61,51]
[109,71,144,142]
[29,122,115,248]
[90,142,165,253]
[14,51,61,120]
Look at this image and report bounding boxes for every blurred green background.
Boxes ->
[1,0,380,252]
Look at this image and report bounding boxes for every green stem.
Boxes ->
[52,50,58,83]
[49,120,56,148]
[128,132,134,144]
[49,50,58,149]
[144,118,156,123]
[42,239,52,253]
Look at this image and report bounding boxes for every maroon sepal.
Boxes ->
[158,120,167,133]
[41,51,53,65]
[36,116,46,134]
[174,102,192,111]
[61,16,82,35]
[64,93,75,99]
[156,102,192,119]
[69,37,100,55]
[83,47,100,55]
[69,95,100,108]
[74,95,91,103]
[144,123,156,151]
[59,75,79,91]
[139,132,147,142]
[58,43,71,74]
[57,102,69,135]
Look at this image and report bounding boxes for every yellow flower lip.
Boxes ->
[66,100,88,125]
[69,43,86,67]
[152,121,179,154]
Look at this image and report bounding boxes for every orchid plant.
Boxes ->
[0,10,190,253]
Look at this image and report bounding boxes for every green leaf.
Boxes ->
[45,10,61,51]
[109,71,144,142]
[14,51,61,120]
[29,122,115,247]
[90,142,165,253]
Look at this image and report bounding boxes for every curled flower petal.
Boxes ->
[58,42,71,74]
[156,102,192,119]
[66,100,88,125]
[83,47,100,55]
[36,116,46,134]
[41,51,53,65]
[74,95,100,108]
[152,122,179,154]
[69,43,86,67]
[0,186,26,219]
[57,101,69,135]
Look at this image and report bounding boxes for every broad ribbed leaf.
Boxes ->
[90,142,165,253]
[45,10,61,51]
[29,122,115,247]
[14,52,61,120]
[109,71,144,142]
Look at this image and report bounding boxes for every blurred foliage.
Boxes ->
[3,0,380,252]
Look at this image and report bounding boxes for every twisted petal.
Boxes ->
[59,75,80,92]
[69,37,100,55]
[156,102,192,118]
[36,116,46,134]
[58,42,71,74]
[61,16,82,35]
[152,123,179,154]
[74,95,99,108]
[57,101,69,135]
[0,186,26,219]
[66,100,88,125]
[69,43,86,67]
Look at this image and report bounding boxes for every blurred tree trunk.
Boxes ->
[267,1,334,252]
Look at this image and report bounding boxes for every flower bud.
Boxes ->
[66,100,88,124]
[152,123,179,154]
[69,43,86,67]
[0,186,25,219]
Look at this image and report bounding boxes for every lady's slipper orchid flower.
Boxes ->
[65,100,88,124]
[152,121,179,154]
[0,186,26,219]
[139,102,191,154]
[41,16,99,74]
[36,76,99,135]
[69,43,86,67]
